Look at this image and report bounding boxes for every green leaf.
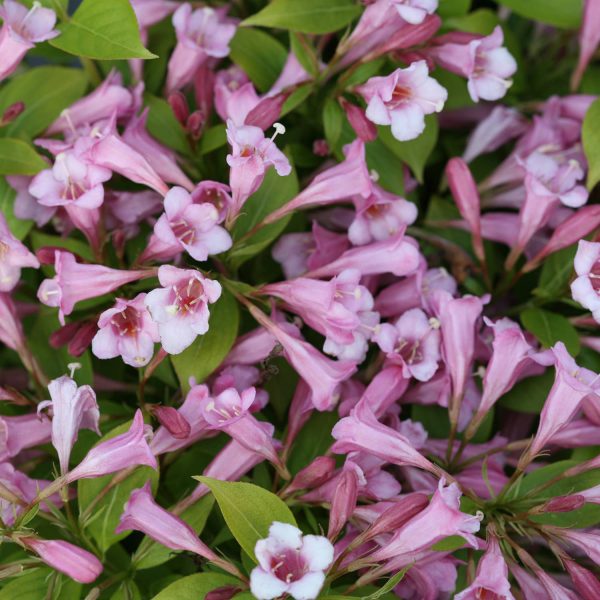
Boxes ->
[499,369,554,414]
[431,535,467,552]
[133,496,215,569]
[0,67,88,139]
[50,0,156,60]
[170,288,239,393]
[362,567,411,599]
[0,139,47,175]
[288,410,339,475]
[446,8,499,34]
[521,307,581,356]
[437,0,471,18]
[110,581,142,600]
[152,574,237,600]
[0,568,81,600]
[377,116,438,182]
[78,420,159,552]
[290,33,319,77]
[323,98,344,153]
[366,137,405,196]
[534,245,577,298]
[0,177,32,240]
[199,124,227,155]
[243,0,361,34]
[30,231,94,262]
[230,28,287,92]
[195,477,297,561]
[495,0,582,29]
[144,94,191,155]
[582,98,600,190]
[228,158,299,268]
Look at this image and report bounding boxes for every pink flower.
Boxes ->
[559,529,600,568]
[145,265,222,355]
[455,536,515,600]
[357,61,447,141]
[131,0,178,29]
[167,4,237,92]
[374,308,441,381]
[38,375,100,475]
[21,537,103,583]
[122,109,194,191]
[7,175,56,227]
[116,481,218,560]
[191,180,233,224]
[430,26,517,102]
[0,211,39,291]
[572,0,600,90]
[0,0,58,81]
[37,251,150,324]
[565,558,600,599]
[390,0,438,24]
[571,240,600,321]
[0,411,52,461]
[226,120,291,218]
[66,410,157,482]
[250,522,334,600]
[153,187,232,261]
[92,293,160,367]
[369,478,482,562]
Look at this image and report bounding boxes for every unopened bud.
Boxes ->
[339,98,377,142]
[328,469,359,540]
[0,101,25,126]
[186,110,205,140]
[193,64,215,113]
[286,456,336,495]
[246,93,288,130]
[150,405,191,439]
[542,494,585,513]
[205,586,241,600]
[313,139,329,156]
[68,321,98,357]
[366,493,429,539]
[167,91,189,125]
[50,322,82,349]
[565,559,600,600]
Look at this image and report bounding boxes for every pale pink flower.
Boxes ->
[0,211,39,291]
[153,187,232,261]
[571,240,600,322]
[0,411,51,461]
[250,522,334,600]
[572,0,600,90]
[38,375,100,475]
[21,538,102,583]
[167,4,237,92]
[357,61,447,141]
[389,0,438,24]
[191,180,233,224]
[0,0,58,81]
[145,265,222,355]
[269,53,314,96]
[6,175,56,226]
[92,293,160,368]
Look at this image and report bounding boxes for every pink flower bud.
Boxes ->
[205,587,241,600]
[328,469,359,539]
[246,93,288,130]
[313,139,330,156]
[168,91,190,125]
[50,322,82,349]
[339,98,377,142]
[286,456,336,494]
[0,101,25,126]
[186,110,206,140]
[68,321,98,357]
[150,405,191,440]
[365,493,429,539]
[542,494,585,513]
[565,558,600,600]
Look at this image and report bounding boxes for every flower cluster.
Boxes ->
[1,0,600,598]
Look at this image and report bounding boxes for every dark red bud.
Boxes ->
[35,246,61,265]
[50,322,83,349]
[313,139,330,156]
[186,110,205,140]
[328,469,359,540]
[168,91,189,126]
[205,586,241,600]
[366,493,429,539]
[150,405,191,439]
[286,456,336,494]
[68,321,98,357]
[339,98,377,142]
[565,559,600,600]
[543,494,585,513]
[193,64,215,114]
[0,101,25,126]
[246,93,288,130]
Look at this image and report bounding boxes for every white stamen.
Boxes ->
[369,169,380,182]
[67,362,82,378]
[428,317,441,329]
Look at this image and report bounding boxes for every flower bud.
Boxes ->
[328,469,359,540]
[186,110,205,140]
[246,93,288,130]
[365,493,429,539]
[150,405,191,440]
[50,322,83,349]
[313,139,329,156]
[542,494,586,513]
[286,456,336,494]
[340,98,377,142]
[565,558,600,600]
[0,102,25,126]
[205,586,241,600]
[167,91,189,125]
[68,321,98,357]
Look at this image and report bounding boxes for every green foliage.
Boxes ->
[0,177,32,240]
[582,98,600,190]
[50,0,156,59]
[534,245,577,299]
[195,477,296,561]
[151,574,238,600]
[0,569,81,600]
[521,307,581,355]
[494,0,582,29]
[499,370,554,413]
[0,139,47,175]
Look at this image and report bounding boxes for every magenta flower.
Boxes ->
[191,180,233,224]
[37,251,150,324]
[357,61,447,141]
[455,536,515,600]
[250,522,334,600]
[21,537,103,583]
[430,26,517,101]
[66,410,157,482]
[0,211,39,291]
[0,411,52,461]
[0,0,58,81]
[226,120,291,218]
[167,4,237,92]
[374,307,441,381]
[116,481,218,561]
[369,478,482,562]
[145,265,222,355]
[38,375,100,475]
[153,187,232,261]
[92,293,160,368]
[389,0,438,25]
[571,240,600,322]
[7,175,56,227]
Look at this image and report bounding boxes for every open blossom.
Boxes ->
[429,26,517,101]
[571,240,600,322]
[0,0,59,81]
[145,265,222,355]
[38,375,100,475]
[357,61,447,141]
[191,180,233,224]
[250,522,334,600]
[0,411,52,461]
[0,212,39,291]
[389,0,438,24]
[374,308,441,382]
[92,293,160,367]
[153,187,232,261]
[167,4,236,92]
[7,175,56,227]
[226,120,291,217]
